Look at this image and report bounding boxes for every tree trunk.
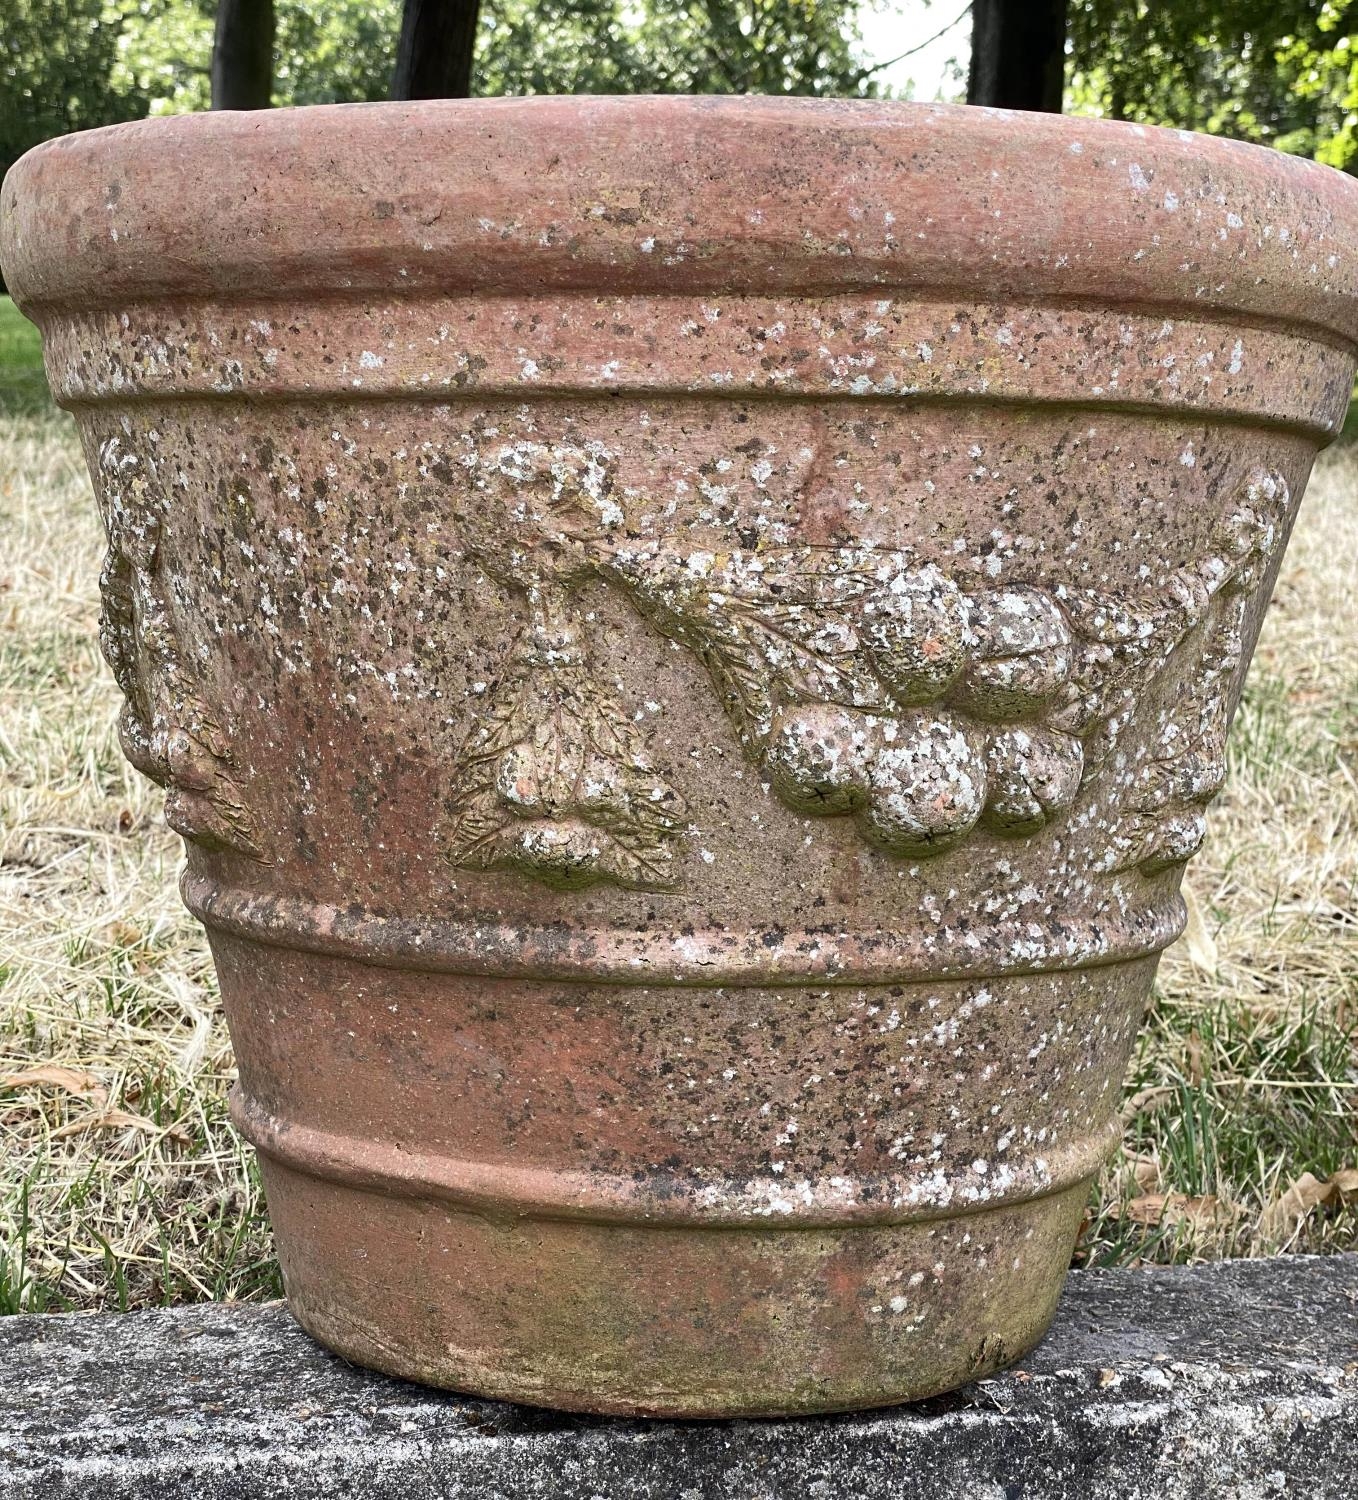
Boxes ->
[967,0,1068,113]
[211,0,275,111]
[392,0,482,100]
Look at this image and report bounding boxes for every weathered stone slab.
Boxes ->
[2,1254,1355,1499]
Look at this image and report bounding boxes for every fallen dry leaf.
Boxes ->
[50,1108,192,1145]
[1179,880,1219,975]
[1262,1172,1333,1238]
[1124,1194,1166,1225]
[1187,1029,1206,1086]
[1120,1084,1175,1125]
[1331,1169,1358,1204]
[1261,1169,1358,1240]
[1125,1192,1227,1228]
[103,919,143,949]
[1121,1149,1161,1194]
[0,1064,106,1100]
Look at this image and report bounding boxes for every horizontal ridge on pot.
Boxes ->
[5,96,1356,1418]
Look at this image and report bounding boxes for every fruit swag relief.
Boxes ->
[445,441,1292,891]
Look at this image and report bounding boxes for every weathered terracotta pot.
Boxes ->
[4,97,1357,1417]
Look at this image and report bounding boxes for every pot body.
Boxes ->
[5,98,1356,1417]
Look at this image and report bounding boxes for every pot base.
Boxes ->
[260,1157,1088,1418]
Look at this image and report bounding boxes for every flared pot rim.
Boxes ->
[4,94,1358,350]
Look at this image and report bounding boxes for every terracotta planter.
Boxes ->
[4,97,1356,1417]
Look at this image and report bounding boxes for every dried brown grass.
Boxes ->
[0,412,273,1311]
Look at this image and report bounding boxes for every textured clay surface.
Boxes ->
[3,96,1357,1415]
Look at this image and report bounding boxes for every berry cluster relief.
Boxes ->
[444,444,1294,891]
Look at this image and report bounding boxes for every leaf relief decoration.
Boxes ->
[443,596,687,890]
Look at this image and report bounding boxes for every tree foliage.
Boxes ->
[108,0,397,114]
[19,1,877,130]
[1069,0,1358,171]
[609,1,874,95]
[2,0,1356,187]
[433,1,877,100]
[1,0,150,173]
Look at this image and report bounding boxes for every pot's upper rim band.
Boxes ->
[4,96,1358,351]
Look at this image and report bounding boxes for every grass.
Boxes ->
[1,407,280,1313]
[0,296,49,416]
[0,336,1354,1312]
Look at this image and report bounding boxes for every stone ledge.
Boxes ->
[2,1254,1355,1500]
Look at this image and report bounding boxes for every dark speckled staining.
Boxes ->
[95,434,263,860]
[444,445,1293,889]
